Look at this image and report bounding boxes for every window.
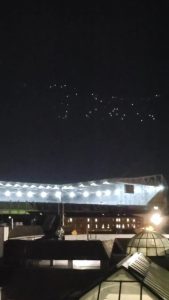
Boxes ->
[125,184,134,194]
[107,224,110,229]
[102,224,105,229]
[116,218,121,222]
[95,218,98,222]
[69,218,73,222]
[116,224,121,228]
[87,218,90,222]
[87,224,90,229]
[95,224,98,229]
[127,218,129,222]
[122,224,125,229]
[133,219,135,222]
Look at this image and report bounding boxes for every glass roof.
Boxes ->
[126,231,169,256]
[79,253,169,300]
[0,178,162,206]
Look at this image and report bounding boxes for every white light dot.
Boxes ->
[16,191,22,197]
[40,191,47,198]
[5,191,11,197]
[27,191,33,198]
[150,213,162,225]
[69,191,75,198]
[83,191,89,197]
[55,191,61,198]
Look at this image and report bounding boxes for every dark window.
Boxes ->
[125,184,134,194]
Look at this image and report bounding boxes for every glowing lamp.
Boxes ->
[40,191,47,198]
[27,191,33,198]
[55,191,61,198]
[69,191,75,198]
[16,191,22,197]
[5,191,11,197]
[150,213,162,225]
[83,191,89,197]
[96,191,102,197]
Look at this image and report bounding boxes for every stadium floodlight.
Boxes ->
[40,191,47,198]
[83,191,89,197]
[96,190,102,197]
[27,191,33,198]
[16,191,22,197]
[69,191,75,198]
[55,191,61,198]
[4,191,11,197]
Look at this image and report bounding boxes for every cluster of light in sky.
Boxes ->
[47,82,160,122]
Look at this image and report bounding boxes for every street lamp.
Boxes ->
[150,213,162,226]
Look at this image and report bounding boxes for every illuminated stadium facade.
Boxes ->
[0,174,166,206]
[0,174,167,234]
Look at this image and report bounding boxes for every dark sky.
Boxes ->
[0,1,169,183]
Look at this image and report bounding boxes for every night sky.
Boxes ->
[0,1,169,183]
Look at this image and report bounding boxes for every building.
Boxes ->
[0,174,167,234]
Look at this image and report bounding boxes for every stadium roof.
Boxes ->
[0,176,165,206]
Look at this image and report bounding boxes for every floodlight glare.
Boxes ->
[69,191,75,198]
[27,191,33,198]
[5,191,11,197]
[105,189,111,196]
[55,191,61,198]
[157,184,164,191]
[16,191,22,197]
[96,191,102,197]
[83,191,89,197]
[150,213,162,225]
[40,191,47,198]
